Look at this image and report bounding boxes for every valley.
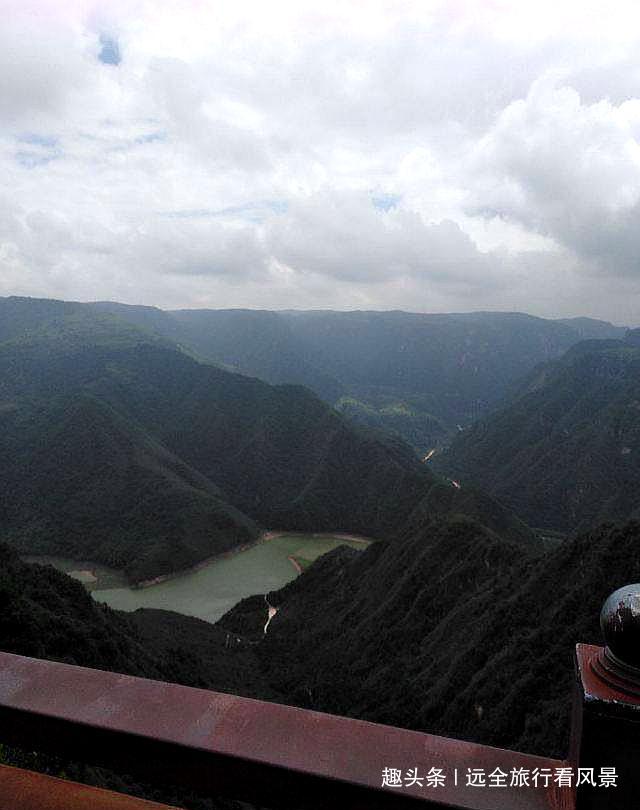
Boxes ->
[1,294,639,809]
[92,302,626,450]
[434,332,640,532]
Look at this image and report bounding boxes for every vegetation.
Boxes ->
[91,301,625,447]
[2,296,535,582]
[219,518,640,760]
[0,542,273,808]
[334,396,446,454]
[3,293,636,806]
[434,334,640,532]
[269,533,373,571]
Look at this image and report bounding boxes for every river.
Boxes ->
[25,533,371,625]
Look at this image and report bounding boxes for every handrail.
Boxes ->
[0,650,571,809]
[0,763,179,810]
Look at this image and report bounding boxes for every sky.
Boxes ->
[1,0,640,323]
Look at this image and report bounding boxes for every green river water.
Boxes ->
[25,534,370,624]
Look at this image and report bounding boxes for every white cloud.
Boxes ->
[266,190,489,284]
[0,0,639,322]
[469,75,640,275]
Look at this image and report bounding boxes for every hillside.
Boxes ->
[90,301,626,451]
[433,334,640,532]
[4,507,637,771]
[0,296,168,353]
[219,518,640,759]
[0,301,263,582]
[1,391,259,583]
[5,296,509,582]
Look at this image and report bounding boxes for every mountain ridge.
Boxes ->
[87,299,628,450]
[433,335,640,532]
[1,297,536,583]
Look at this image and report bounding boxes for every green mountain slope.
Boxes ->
[433,335,640,532]
[6,297,511,580]
[90,301,626,449]
[219,518,640,759]
[0,296,167,353]
[1,393,258,582]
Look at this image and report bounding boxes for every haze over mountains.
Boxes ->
[434,330,640,532]
[1,296,543,584]
[92,300,626,451]
[0,297,437,582]
[2,293,640,809]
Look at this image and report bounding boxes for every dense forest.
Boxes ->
[91,301,625,450]
[221,517,640,760]
[434,332,640,532]
[0,296,540,582]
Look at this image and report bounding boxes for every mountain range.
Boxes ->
[2,294,639,810]
[90,301,627,451]
[1,296,536,583]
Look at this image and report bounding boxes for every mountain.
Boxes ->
[0,300,261,582]
[5,296,530,582]
[219,517,640,760]
[0,296,168,352]
[91,302,627,451]
[432,334,640,532]
[1,390,260,583]
[555,316,629,340]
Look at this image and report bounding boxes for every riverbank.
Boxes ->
[136,530,375,588]
[135,535,267,589]
[26,532,375,625]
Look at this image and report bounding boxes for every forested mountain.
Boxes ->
[0,296,168,351]
[220,518,640,760]
[2,296,534,582]
[433,333,640,532]
[91,301,626,451]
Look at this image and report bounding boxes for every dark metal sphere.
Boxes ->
[600,585,640,671]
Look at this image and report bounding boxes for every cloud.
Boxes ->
[0,1,640,322]
[469,75,640,276]
[266,190,494,286]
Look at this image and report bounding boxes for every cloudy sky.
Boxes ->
[2,0,640,323]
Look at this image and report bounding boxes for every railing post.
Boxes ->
[573,585,640,809]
